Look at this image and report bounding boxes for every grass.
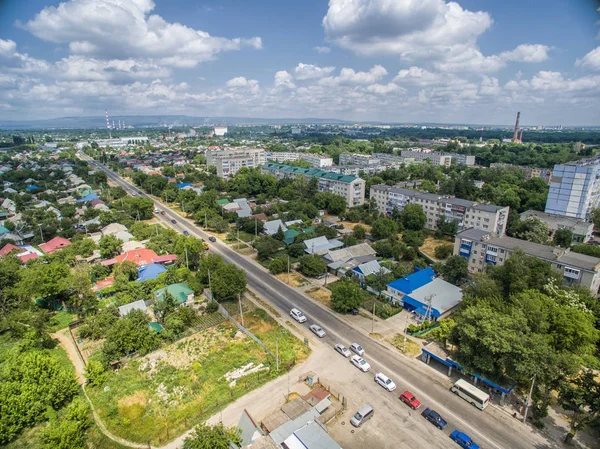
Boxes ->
[363,297,403,320]
[306,287,332,308]
[276,272,308,288]
[86,308,309,445]
[419,236,454,260]
[388,334,423,358]
[48,311,76,332]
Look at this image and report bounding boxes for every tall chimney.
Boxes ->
[519,130,523,142]
[513,111,521,141]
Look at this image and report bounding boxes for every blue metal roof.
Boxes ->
[76,193,100,202]
[387,267,436,294]
[177,182,193,189]
[136,263,167,282]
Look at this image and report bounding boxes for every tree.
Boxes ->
[174,235,205,270]
[553,228,573,248]
[434,244,454,259]
[435,216,458,238]
[273,225,285,242]
[100,309,161,363]
[84,360,108,387]
[287,243,305,258]
[353,225,366,240]
[330,279,364,313]
[39,398,91,449]
[402,230,425,248]
[254,236,281,261]
[211,264,247,300]
[514,216,549,244]
[99,234,123,258]
[69,264,96,316]
[559,370,600,444]
[590,208,600,231]
[269,257,287,274]
[183,423,242,449]
[371,217,399,240]
[298,255,327,277]
[365,269,394,294]
[18,259,70,301]
[154,292,177,324]
[398,204,426,231]
[440,255,468,285]
[314,192,347,215]
[207,216,229,233]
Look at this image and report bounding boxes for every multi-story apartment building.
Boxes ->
[262,162,365,207]
[372,152,409,167]
[450,153,476,167]
[454,228,600,294]
[339,153,382,166]
[400,149,452,167]
[370,185,509,235]
[544,158,600,219]
[265,152,333,168]
[490,163,552,184]
[520,210,593,243]
[206,147,266,178]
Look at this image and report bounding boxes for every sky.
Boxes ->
[0,0,600,125]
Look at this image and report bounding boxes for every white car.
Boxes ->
[335,344,352,358]
[350,355,371,372]
[350,342,365,356]
[310,324,326,338]
[290,308,307,323]
[374,372,397,392]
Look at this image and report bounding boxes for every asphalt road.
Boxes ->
[84,154,557,449]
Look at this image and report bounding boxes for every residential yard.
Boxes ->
[388,333,423,358]
[48,311,77,332]
[419,236,453,260]
[276,272,309,287]
[338,220,372,233]
[86,308,310,446]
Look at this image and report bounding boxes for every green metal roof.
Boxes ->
[154,283,194,305]
[216,198,230,205]
[283,229,300,245]
[263,163,359,183]
[148,322,163,333]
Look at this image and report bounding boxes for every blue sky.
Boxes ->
[0,0,599,125]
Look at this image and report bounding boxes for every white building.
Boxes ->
[214,126,228,136]
[92,137,148,148]
[265,152,333,168]
[339,153,381,166]
[206,147,266,178]
[400,149,452,167]
[370,185,509,235]
[520,210,594,243]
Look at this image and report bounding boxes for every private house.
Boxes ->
[303,236,343,255]
[383,267,463,321]
[118,299,148,317]
[136,263,167,282]
[153,283,194,306]
[351,260,391,282]
[101,223,128,236]
[39,236,72,254]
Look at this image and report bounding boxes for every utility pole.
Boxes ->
[371,300,376,334]
[276,339,279,372]
[287,255,290,285]
[523,375,536,423]
[185,246,189,269]
[39,224,44,243]
[254,218,257,241]
[208,269,213,301]
[238,294,244,327]
[237,227,240,250]
[204,212,208,229]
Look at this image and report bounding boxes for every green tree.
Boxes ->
[254,236,282,261]
[208,216,229,233]
[174,235,206,270]
[84,360,108,387]
[402,230,425,248]
[365,269,394,294]
[399,204,426,231]
[371,217,399,240]
[440,255,468,285]
[100,309,161,362]
[273,225,285,242]
[514,216,549,243]
[99,234,123,258]
[183,423,242,449]
[434,244,454,259]
[590,208,600,231]
[553,228,573,248]
[154,292,177,324]
[330,279,364,313]
[559,370,600,444]
[211,264,247,300]
[435,216,458,238]
[39,398,91,449]
[298,255,327,277]
[18,259,70,301]
[353,225,366,240]
[287,243,305,258]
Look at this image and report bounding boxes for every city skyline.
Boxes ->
[1,0,600,125]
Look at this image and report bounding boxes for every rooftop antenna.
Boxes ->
[105,109,112,139]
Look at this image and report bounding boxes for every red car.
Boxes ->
[399,391,421,410]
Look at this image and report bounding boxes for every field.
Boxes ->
[86,308,310,445]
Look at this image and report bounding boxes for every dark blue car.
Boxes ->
[421,408,447,429]
[450,430,479,449]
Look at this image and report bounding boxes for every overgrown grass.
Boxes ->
[48,311,76,332]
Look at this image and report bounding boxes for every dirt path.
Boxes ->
[52,328,86,385]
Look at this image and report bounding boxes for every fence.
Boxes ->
[68,319,87,366]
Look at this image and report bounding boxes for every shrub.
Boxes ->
[434,244,454,259]
[205,300,219,314]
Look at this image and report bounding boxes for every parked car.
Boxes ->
[350,342,364,356]
[208,236,217,242]
[183,230,189,236]
[374,373,397,392]
[399,391,421,410]
[290,308,307,323]
[334,344,351,357]
[350,355,371,372]
[161,211,166,215]
[421,408,447,430]
[450,430,479,449]
[171,219,177,224]
[309,324,326,338]
[350,405,374,427]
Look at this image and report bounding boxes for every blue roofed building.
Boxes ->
[76,193,100,203]
[383,267,463,321]
[25,185,39,192]
[136,263,167,282]
[177,182,193,189]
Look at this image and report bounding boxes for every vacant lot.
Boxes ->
[388,334,423,358]
[306,287,332,307]
[276,272,308,288]
[338,221,372,233]
[87,308,310,445]
[420,236,453,260]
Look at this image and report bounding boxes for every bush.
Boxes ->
[434,244,454,259]
[269,257,287,275]
[298,255,327,277]
[205,300,219,314]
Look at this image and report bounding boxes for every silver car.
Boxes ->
[309,324,326,338]
[350,355,371,372]
[335,343,352,357]
[350,342,364,356]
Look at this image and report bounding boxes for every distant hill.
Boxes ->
[0,115,350,130]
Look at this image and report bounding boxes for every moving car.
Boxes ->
[350,342,364,356]
[290,308,307,323]
[421,408,447,430]
[334,344,351,357]
[183,230,189,236]
[350,355,371,372]
[399,391,421,410]
[171,219,177,224]
[208,236,217,242]
[374,373,397,392]
[350,405,374,427]
[450,430,479,449]
[309,324,326,338]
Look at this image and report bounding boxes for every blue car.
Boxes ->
[450,430,479,449]
[183,230,189,236]
[421,408,447,429]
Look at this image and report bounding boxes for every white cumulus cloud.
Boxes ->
[576,46,600,71]
[294,63,336,80]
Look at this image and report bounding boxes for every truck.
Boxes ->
[421,408,447,430]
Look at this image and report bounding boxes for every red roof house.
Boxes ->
[19,252,38,263]
[0,243,20,256]
[39,236,72,254]
[152,254,178,264]
[101,248,159,267]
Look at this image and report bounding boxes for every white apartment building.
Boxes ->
[455,228,600,294]
[400,149,452,167]
[370,185,509,235]
[265,152,333,168]
[206,147,266,178]
[261,163,365,207]
[339,153,382,166]
[450,153,476,167]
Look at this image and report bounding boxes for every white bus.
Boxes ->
[450,379,490,410]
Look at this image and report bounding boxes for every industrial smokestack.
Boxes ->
[105,109,111,139]
[513,111,521,141]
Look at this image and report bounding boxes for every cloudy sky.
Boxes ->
[0,0,599,125]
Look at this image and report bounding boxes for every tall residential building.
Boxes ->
[544,159,600,219]
[454,228,600,294]
[400,149,452,167]
[213,126,228,136]
[205,148,266,178]
[450,154,476,167]
[339,153,381,166]
[370,185,509,235]
[520,210,593,243]
[261,162,365,207]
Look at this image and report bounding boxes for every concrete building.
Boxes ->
[370,185,509,235]
[372,152,410,167]
[544,158,600,219]
[455,228,600,294]
[339,153,381,166]
[213,126,228,136]
[265,152,333,168]
[400,149,452,167]
[450,153,476,167]
[206,147,266,178]
[92,137,148,148]
[262,162,366,207]
[520,210,594,243]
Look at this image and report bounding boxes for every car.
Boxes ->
[350,405,374,427]
[309,324,326,338]
[421,408,447,430]
[161,211,166,215]
[171,219,177,224]
[349,342,364,356]
[399,391,421,410]
[374,373,397,392]
[183,230,189,236]
[290,308,307,323]
[450,430,479,449]
[350,355,371,372]
[208,236,217,242]
[334,344,351,357]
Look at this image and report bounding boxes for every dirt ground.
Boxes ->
[387,334,423,358]
[306,287,332,307]
[276,273,308,288]
[52,328,85,385]
[338,221,372,233]
[420,236,453,260]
